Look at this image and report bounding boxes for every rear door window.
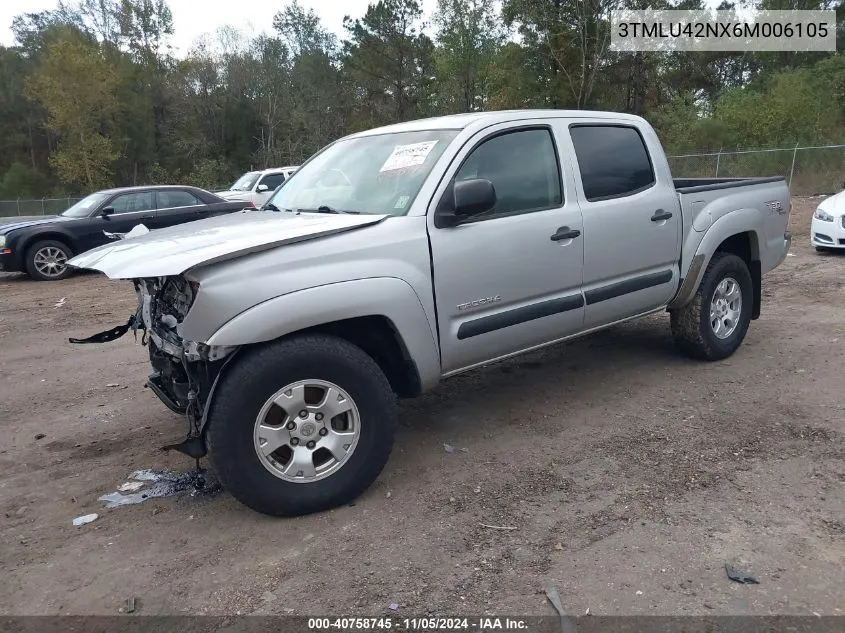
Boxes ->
[157,190,201,209]
[569,125,656,201]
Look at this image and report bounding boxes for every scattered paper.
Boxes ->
[380,141,438,172]
[54,297,66,308]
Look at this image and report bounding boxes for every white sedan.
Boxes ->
[811,188,845,251]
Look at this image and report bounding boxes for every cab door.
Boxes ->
[427,122,585,374]
[563,122,682,328]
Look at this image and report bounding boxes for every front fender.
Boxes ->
[669,208,762,310]
[204,277,441,391]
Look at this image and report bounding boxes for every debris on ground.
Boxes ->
[725,563,760,584]
[98,468,221,508]
[105,383,120,388]
[119,597,136,614]
[72,513,98,526]
[117,481,145,493]
[443,443,454,453]
[544,583,576,633]
[479,522,518,531]
[388,603,398,610]
[54,297,66,308]
[33,433,46,440]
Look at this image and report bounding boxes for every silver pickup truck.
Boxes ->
[68,110,792,517]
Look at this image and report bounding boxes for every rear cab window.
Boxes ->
[569,124,656,202]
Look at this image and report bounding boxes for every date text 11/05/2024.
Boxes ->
[308,618,530,631]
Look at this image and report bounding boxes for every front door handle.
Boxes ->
[550,226,581,242]
[651,209,673,222]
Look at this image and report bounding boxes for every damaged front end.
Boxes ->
[70,275,238,459]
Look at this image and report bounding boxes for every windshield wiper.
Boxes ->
[295,206,359,215]
[263,203,282,212]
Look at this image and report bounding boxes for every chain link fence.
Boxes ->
[667,144,845,196]
[2,144,844,217]
[0,197,83,219]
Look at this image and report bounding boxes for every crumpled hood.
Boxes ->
[68,210,388,279]
[0,215,65,234]
[818,190,845,216]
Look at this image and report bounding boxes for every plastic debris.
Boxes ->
[98,468,220,508]
[443,443,454,453]
[34,433,46,440]
[106,383,120,388]
[725,563,759,584]
[54,297,66,308]
[118,481,145,493]
[73,513,98,526]
[124,597,136,614]
[388,603,398,611]
[544,583,576,633]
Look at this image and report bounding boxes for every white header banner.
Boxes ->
[610,9,837,52]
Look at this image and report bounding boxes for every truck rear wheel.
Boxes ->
[205,334,397,517]
[670,252,753,361]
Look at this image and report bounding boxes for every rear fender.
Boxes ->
[669,208,762,310]
[205,277,441,391]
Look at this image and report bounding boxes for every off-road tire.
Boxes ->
[25,239,74,281]
[206,334,397,517]
[670,252,753,361]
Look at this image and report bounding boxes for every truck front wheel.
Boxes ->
[206,334,397,517]
[670,252,753,361]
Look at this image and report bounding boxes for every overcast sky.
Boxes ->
[0,0,437,54]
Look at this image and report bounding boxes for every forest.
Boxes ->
[0,0,843,199]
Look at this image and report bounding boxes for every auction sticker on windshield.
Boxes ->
[380,141,438,172]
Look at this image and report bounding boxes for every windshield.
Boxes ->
[264,130,459,216]
[230,172,260,192]
[60,192,111,218]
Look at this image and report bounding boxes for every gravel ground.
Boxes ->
[0,197,843,617]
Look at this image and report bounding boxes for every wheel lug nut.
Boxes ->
[306,440,316,449]
[319,428,328,436]
[299,410,308,418]
[291,438,300,446]
[286,421,296,430]
[315,413,324,421]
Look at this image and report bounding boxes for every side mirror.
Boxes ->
[256,183,269,192]
[100,207,114,217]
[454,178,496,217]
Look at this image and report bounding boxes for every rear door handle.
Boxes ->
[651,209,673,222]
[550,226,581,241]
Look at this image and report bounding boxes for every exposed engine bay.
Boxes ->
[69,275,238,459]
[133,276,238,456]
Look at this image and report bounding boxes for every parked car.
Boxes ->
[68,110,792,517]
[216,166,299,208]
[0,185,251,281]
[810,185,845,252]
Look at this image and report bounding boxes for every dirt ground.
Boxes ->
[1,198,843,618]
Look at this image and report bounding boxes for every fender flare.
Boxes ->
[205,277,441,391]
[669,208,762,310]
[17,227,80,261]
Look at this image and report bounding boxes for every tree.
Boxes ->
[434,0,502,112]
[26,28,120,190]
[343,0,436,127]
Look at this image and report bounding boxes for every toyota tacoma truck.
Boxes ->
[67,110,792,517]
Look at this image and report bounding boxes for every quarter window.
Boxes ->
[454,128,562,217]
[569,125,656,201]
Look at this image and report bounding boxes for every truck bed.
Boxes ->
[673,176,786,194]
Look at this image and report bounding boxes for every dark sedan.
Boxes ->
[0,185,252,281]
